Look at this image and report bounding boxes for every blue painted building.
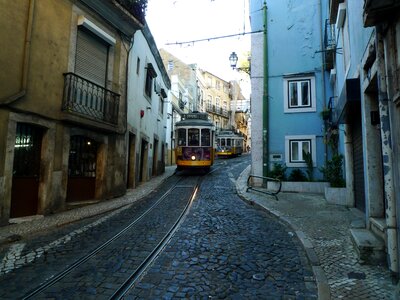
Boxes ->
[249,0,332,181]
[250,0,400,278]
[328,0,400,277]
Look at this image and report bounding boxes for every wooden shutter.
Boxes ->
[75,27,108,87]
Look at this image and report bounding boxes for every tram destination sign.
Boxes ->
[183,113,209,120]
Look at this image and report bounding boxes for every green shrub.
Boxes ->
[269,163,287,181]
[288,169,308,182]
[320,154,346,187]
[303,151,314,181]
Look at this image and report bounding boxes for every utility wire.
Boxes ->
[165,30,264,46]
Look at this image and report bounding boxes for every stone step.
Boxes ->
[370,217,386,243]
[350,228,386,265]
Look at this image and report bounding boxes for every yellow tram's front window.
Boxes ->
[188,128,199,146]
[201,129,211,146]
[177,128,186,146]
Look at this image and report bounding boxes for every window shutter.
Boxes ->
[75,27,108,87]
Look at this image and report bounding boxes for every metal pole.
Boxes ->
[262,1,269,177]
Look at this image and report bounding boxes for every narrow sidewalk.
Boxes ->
[0,166,177,246]
[236,165,395,299]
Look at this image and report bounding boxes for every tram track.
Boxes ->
[22,175,202,299]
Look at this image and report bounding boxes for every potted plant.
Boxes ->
[320,108,331,121]
[320,154,350,205]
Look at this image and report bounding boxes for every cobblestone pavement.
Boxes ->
[0,153,396,299]
[236,165,396,299]
[126,156,318,299]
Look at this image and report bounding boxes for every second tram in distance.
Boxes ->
[216,130,244,158]
[175,112,216,171]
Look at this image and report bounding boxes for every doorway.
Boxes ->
[11,123,43,217]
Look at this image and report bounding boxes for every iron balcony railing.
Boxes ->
[62,72,120,125]
[115,0,147,25]
[324,19,336,70]
[205,104,229,117]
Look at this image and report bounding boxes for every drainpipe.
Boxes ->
[318,0,328,165]
[0,0,35,105]
[262,1,269,177]
[376,26,398,277]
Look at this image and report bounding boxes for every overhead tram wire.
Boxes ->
[164,30,264,47]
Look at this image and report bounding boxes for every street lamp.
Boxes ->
[229,51,250,75]
[229,51,238,69]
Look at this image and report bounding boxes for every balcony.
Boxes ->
[205,104,229,118]
[333,78,361,124]
[79,0,146,35]
[363,0,400,27]
[62,73,120,125]
[324,19,336,70]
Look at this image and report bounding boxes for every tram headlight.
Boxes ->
[191,155,196,161]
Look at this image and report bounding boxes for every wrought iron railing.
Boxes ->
[324,19,336,70]
[62,72,120,125]
[205,104,229,117]
[115,0,147,24]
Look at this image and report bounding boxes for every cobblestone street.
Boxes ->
[127,157,318,299]
[236,164,396,299]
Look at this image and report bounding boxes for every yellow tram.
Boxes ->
[216,130,244,158]
[175,112,216,171]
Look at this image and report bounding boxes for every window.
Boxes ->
[136,57,140,75]
[290,140,310,162]
[285,135,316,167]
[75,26,109,87]
[177,128,186,146]
[159,96,164,115]
[188,128,199,146]
[201,129,211,146]
[283,76,316,113]
[216,80,220,90]
[207,95,212,111]
[216,97,220,111]
[168,60,174,71]
[145,63,157,99]
[288,80,310,108]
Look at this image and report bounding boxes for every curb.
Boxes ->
[235,165,331,300]
[0,167,177,247]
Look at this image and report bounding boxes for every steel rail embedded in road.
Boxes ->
[22,176,199,299]
[110,184,199,300]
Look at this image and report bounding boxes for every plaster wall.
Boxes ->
[128,30,169,181]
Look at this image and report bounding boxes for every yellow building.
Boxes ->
[0,0,144,224]
[200,70,231,131]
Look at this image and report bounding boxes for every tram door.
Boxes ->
[67,136,97,202]
[11,123,43,218]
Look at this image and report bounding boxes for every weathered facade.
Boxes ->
[326,0,400,276]
[0,0,144,224]
[249,0,332,180]
[126,24,170,186]
[201,70,231,131]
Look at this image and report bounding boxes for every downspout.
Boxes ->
[0,0,35,105]
[262,1,269,177]
[376,26,398,277]
[318,0,328,165]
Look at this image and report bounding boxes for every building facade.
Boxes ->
[0,0,146,224]
[327,0,400,276]
[126,24,170,188]
[250,0,400,276]
[201,70,231,131]
[250,0,332,181]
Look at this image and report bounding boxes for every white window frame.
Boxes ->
[283,76,316,113]
[285,135,316,167]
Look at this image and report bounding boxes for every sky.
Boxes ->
[145,0,251,84]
